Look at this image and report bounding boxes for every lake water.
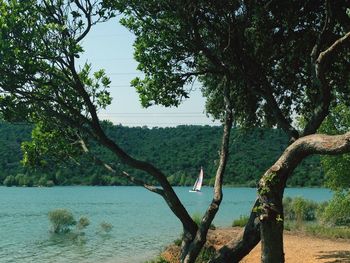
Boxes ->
[0,186,332,263]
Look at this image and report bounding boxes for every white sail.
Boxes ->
[190,167,203,192]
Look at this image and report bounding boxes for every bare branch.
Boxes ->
[78,137,165,196]
[302,2,347,136]
[74,0,93,42]
[317,31,350,71]
[303,31,350,136]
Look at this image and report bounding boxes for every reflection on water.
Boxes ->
[0,186,332,262]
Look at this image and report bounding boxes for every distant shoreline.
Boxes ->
[0,185,330,189]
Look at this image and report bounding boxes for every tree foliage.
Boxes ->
[113,0,350,138]
[320,104,350,190]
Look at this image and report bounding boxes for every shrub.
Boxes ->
[3,175,16,186]
[283,196,293,220]
[77,216,90,230]
[232,215,249,227]
[48,209,76,233]
[46,180,55,187]
[283,196,319,223]
[192,212,215,230]
[305,225,350,239]
[145,256,169,263]
[321,191,350,227]
[100,222,113,233]
[173,238,182,246]
[15,173,33,187]
[38,177,48,187]
[192,212,202,226]
[197,246,216,262]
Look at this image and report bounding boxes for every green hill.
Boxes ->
[0,122,324,187]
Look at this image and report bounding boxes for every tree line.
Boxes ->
[0,122,323,187]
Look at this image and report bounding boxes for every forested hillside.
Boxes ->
[0,122,323,187]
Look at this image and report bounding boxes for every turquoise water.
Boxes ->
[0,186,332,262]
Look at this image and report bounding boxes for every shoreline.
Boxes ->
[161,227,350,263]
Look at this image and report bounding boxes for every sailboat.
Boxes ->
[189,167,203,192]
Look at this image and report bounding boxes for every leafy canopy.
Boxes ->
[112,0,350,132]
[0,0,114,131]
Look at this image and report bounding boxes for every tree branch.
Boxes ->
[78,138,165,196]
[193,10,299,141]
[303,31,350,136]
[74,0,93,42]
[302,2,347,136]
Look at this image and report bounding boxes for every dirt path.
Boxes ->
[162,227,350,263]
[241,231,350,263]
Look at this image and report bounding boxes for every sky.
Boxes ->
[78,17,220,128]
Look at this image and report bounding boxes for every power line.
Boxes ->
[85,57,135,61]
[109,84,202,88]
[99,112,204,115]
[107,72,142,75]
[87,34,133,38]
[109,122,218,126]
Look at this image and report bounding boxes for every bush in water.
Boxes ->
[48,209,76,233]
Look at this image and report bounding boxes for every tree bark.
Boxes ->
[259,183,285,263]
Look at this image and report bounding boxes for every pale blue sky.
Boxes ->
[78,18,220,127]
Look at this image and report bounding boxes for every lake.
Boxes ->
[0,186,332,263]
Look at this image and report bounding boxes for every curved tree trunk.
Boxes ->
[211,132,350,262]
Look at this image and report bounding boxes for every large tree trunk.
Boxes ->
[260,218,284,263]
[259,186,285,263]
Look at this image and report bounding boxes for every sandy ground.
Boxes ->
[242,231,350,263]
[162,227,350,263]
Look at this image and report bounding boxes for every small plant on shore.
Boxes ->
[232,215,249,227]
[196,246,216,262]
[48,209,76,233]
[321,192,350,227]
[283,196,319,228]
[192,212,202,226]
[144,256,169,263]
[173,237,182,246]
[304,225,350,239]
[192,212,215,230]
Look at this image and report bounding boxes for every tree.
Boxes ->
[0,1,234,262]
[110,0,350,262]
